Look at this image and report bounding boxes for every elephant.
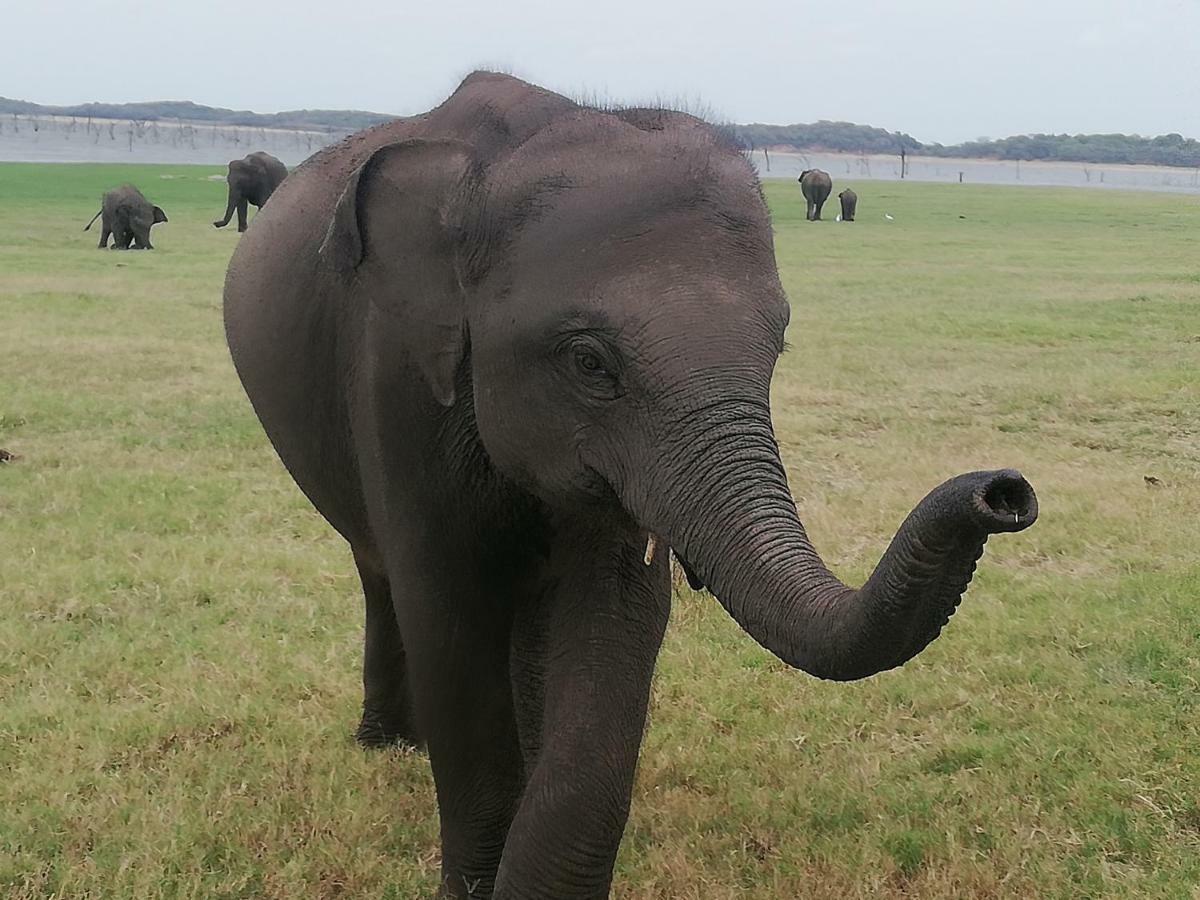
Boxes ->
[839,187,858,222]
[84,185,167,249]
[213,151,288,232]
[798,168,833,220]
[223,71,1038,899]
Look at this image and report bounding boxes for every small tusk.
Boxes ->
[1015,512,1019,524]
[644,533,658,566]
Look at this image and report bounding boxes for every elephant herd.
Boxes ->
[798,167,857,221]
[82,150,287,249]
[217,72,1038,898]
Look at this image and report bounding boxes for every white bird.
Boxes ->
[884,213,894,221]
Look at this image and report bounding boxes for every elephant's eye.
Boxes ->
[574,348,607,376]
[560,334,622,400]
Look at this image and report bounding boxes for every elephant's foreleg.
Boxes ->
[214,192,236,228]
[236,199,249,233]
[354,549,420,749]
[391,564,524,899]
[494,534,671,899]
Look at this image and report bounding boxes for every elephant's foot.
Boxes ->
[213,220,226,228]
[355,707,422,750]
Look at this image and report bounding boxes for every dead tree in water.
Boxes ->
[894,132,909,179]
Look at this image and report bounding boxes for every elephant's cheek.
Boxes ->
[474,395,590,502]
[473,387,539,483]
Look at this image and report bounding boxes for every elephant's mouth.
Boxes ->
[643,533,706,591]
[674,553,705,590]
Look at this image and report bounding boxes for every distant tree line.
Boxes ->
[738,121,923,155]
[921,132,1200,168]
[735,121,1200,169]
[0,98,393,132]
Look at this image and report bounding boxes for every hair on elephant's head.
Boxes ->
[319,74,1036,681]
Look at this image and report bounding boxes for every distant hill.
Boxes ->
[0,98,395,132]
[4,96,1199,169]
[736,121,1200,169]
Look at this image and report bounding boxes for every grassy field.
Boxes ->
[1,163,1197,899]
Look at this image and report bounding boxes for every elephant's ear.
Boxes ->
[152,206,167,224]
[320,139,473,407]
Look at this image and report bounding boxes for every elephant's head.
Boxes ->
[320,89,1037,681]
[227,158,268,199]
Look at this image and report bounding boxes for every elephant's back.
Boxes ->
[104,184,143,212]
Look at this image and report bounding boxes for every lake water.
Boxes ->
[3,112,1200,195]
[752,150,1200,194]
[0,114,343,167]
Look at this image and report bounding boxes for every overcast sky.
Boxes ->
[4,0,1197,143]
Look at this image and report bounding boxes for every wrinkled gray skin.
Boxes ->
[839,188,858,221]
[223,72,1038,899]
[213,151,288,232]
[84,185,167,249]
[798,168,833,221]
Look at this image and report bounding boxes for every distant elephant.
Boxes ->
[84,185,167,249]
[223,72,1038,899]
[839,188,858,221]
[213,151,288,232]
[798,168,833,220]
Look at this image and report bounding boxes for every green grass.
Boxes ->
[2,164,1198,899]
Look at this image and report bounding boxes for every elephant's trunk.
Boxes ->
[214,191,236,228]
[626,402,1037,681]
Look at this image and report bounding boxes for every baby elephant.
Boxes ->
[84,185,168,249]
[839,188,858,222]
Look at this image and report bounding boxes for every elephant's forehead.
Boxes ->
[507,198,774,281]
[493,218,788,348]
[606,265,788,344]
